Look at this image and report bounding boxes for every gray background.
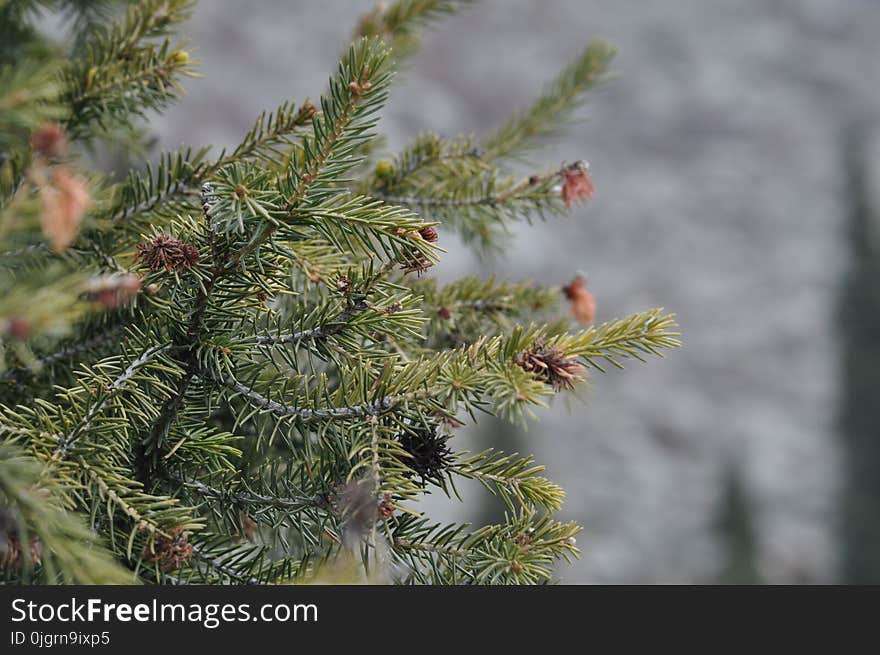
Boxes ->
[150,0,880,583]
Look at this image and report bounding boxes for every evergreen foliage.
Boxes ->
[0,0,679,584]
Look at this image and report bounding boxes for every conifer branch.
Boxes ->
[189,544,263,585]
[254,301,369,346]
[106,101,317,228]
[63,0,195,136]
[556,309,682,372]
[372,168,566,253]
[214,372,427,423]
[224,38,392,266]
[451,449,565,512]
[0,443,134,583]
[38,325,126,368]
[371,133,486,191]
[54,343,174,456]
[354,0,473,59]
[141,188,223,477]
[0,322,128,382]
[175,476,324,512]
[0,60,67,158]
[186,537,306,584]
[0,5,678,585]
[391,510,579,584]
[482,40,616,160]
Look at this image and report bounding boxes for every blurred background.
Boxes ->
[146,0,880,583]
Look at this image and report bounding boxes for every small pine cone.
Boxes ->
[516,340,585,392]
[561,161,594,207]
[418,225,439,243]
[397,427,454,486]
[562,275,595,325]
[144,528,192,571]
[437,306,451,320]
[136,234,200,272]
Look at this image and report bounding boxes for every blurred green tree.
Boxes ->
[713,463,761,584]
[837,123,880,583]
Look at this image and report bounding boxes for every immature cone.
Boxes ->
[143,528,192,571]
[375,160,395,181]
[562,275,595,325]
[418,225,439,243]
[516,340,585,392]
[349,81,372,96]
[398,427,454,486]
[297,101,317,121]
[40,166,91,252]
[170,50,189,65]
[136,234,200,272]
[561,161,594,207]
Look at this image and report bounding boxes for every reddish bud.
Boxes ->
[31,123,68,159]
[561,161,594,207]
[6,318,31,339]
[562,275,595,325]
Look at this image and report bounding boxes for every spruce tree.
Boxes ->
[0,0,679,584]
